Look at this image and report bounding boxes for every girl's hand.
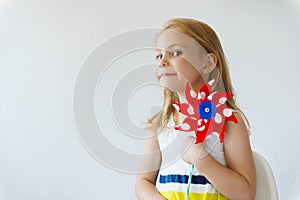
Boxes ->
[180,136,208,165]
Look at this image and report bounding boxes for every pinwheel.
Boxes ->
[171,79,238,200]
[171,79,238,144]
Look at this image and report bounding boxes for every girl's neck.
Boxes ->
[177,92,188,104]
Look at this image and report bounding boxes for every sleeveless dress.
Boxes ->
[156,116,229,200]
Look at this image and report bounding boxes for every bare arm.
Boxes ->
[182,113,256,200]
[135,131,165,200]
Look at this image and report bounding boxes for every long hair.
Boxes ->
[145,18,250,133]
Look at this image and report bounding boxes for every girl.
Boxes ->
[135,18,256,200]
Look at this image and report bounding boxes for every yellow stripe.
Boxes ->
[160,191,228,200]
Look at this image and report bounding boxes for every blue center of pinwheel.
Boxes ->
[198,101,216,120]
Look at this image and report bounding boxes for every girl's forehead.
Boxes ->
[156,29,206,53]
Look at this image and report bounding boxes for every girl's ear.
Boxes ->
[203,53,217,74]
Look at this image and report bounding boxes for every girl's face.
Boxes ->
[155,29,208,93]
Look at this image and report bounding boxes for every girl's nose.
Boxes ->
[158,52,170,67]
[158,61,167,68]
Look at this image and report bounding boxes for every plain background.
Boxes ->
[1,0,300,199]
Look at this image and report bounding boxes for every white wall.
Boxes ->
[1,0,300,199]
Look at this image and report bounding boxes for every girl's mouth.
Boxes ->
[159,73,177,79]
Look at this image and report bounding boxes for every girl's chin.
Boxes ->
[158,82,185,93]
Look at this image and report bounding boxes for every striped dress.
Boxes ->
[156,116,228,200]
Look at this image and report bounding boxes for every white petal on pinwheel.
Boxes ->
[198,119,202,126]
[197,92,201,100]
[197,125,206,131]
[214,113,222,123]
[219,97,227,104]
[207,91,217,100]
[208,79,215,86]
[187,106,194,115]
[172,103,180,111]
[190,90,197,98]
[200,92,206,99]
[223,108,233,117]
[181,123,190,131]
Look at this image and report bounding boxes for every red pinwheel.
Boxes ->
[171,79,238,144]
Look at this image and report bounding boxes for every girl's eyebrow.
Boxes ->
[156,43,186,51]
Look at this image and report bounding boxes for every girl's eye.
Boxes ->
[156,54,163,60]
[172,50,182,56]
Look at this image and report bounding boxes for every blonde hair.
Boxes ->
[145,18,250,133]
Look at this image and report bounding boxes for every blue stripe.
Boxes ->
[159,174,211,185]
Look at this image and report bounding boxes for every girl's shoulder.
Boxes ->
[226,111,251,136]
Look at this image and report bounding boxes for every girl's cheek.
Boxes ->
[173,60,186,73]
[176,63,200,81]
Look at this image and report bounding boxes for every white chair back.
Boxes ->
[253,151,279,200]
